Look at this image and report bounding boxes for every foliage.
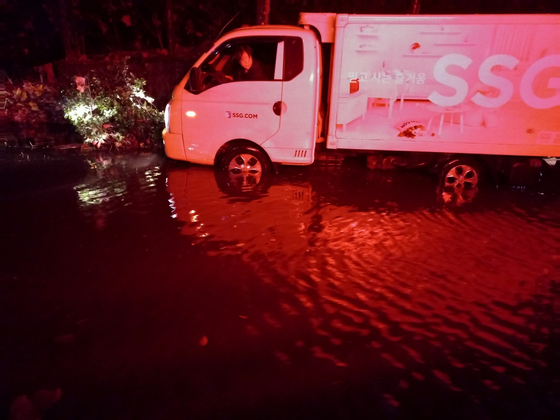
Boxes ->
[61,62,164,149]
[5,77,78,147]
[8,80,66,126]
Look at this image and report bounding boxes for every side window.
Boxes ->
[187,38,280,94]
[283,37,304,81]
[236,41,278,81]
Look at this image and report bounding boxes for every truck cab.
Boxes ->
[163,26,322,174]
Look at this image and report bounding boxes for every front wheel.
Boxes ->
[219,146,271,194]
[438,158,481,205]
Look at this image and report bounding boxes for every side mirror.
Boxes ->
[188,67,202,93]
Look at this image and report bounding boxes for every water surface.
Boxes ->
[1,152,559,419]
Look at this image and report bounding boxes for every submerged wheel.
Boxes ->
[438,158,480,205]
[218,146,271,194]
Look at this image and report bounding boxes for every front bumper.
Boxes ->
[162,128,186,161]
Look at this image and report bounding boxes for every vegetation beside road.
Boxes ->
[6,57,169,151]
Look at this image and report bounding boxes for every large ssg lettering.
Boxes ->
[428,54,560,109]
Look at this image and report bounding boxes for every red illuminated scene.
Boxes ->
[3,1,560,420]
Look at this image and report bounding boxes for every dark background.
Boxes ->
[5,0,560,78]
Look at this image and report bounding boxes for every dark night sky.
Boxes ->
[5,0,560,72]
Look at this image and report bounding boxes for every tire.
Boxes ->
[218,146,271,195]
[438,158,480,205]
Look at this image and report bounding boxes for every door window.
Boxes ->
[187,37,304,94]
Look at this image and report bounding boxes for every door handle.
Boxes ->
[273,101,285,116]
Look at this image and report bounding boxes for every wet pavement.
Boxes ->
[1,149,560,419]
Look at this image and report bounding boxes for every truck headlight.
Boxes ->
[164,103,171,132]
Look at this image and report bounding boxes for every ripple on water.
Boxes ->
[76,161,560,402]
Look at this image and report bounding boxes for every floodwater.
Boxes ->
[1,150,560,419]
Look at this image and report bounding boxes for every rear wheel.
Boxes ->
[438,158,480,205]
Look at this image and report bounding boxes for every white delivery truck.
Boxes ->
[163,13,560,192]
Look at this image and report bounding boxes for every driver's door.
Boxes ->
[181,38,283,165]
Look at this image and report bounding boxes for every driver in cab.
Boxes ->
[195,44,272,90]
[231,45,269,81]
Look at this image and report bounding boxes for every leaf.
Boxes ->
[32,388,63,412]
[17,89,28,101]
[121,15,132,27]
[8,395,38,420]
[34,85,44,97]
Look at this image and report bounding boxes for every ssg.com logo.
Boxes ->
[226,111,258,119]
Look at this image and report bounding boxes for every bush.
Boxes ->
[9,81,65,126]
[5,77,78,148]
[62,62,164,149]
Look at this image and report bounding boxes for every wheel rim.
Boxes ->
[442,164,479,204]
[228,153,262,187]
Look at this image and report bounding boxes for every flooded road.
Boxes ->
[1,151,560,419]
